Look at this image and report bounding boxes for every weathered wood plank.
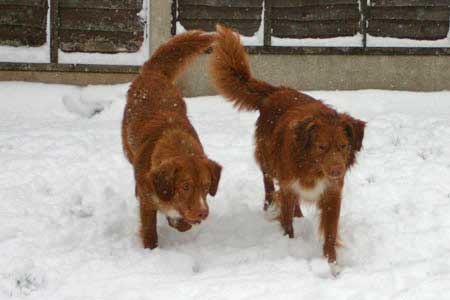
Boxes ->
[59,0,142,10]
[59,29,144,53]
[59,8,144,32]
[0,25,46,47]
[368,20,449,40]
[178,5,262,20]
[371,0,449,6]
[0,5,47,28]
[264,0,272,46]
[0,0,46,7]
[271,5,360,21]
[178,0,262,8]
[50,0,58,63]
[179,19,261,36]
[271,0,358,8]
[0,63,141,73]
[272,20,360,38]
[360,0,368,47]
[369,7,450,21]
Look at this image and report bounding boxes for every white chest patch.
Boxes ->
[289,178,329,203]
[165,209,181,219]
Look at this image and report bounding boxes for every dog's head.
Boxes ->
[293,113,365,181]
[147,157,222,224]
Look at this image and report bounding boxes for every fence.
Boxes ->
[0,0,449,75]
[174,0,450,55]
[0,0,145,73]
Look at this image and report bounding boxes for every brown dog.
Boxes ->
[209,25,365,275]
[122,31,222,249]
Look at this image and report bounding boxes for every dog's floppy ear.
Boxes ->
[341,114,366,152]
[292,117,316,150]
[147,161,179,201]
[206,159,222,196]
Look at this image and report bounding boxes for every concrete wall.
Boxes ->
[1,0,449,95]
[179,54,450,96]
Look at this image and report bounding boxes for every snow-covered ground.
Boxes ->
[1,82,450,299]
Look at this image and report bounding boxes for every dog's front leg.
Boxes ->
[276,187,297,238]
[319,186,342,275]
[139,201,158,249]
[262,171,275,211]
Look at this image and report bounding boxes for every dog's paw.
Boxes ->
[329,261,343,277]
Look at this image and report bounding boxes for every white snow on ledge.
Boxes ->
[367,34,450,48]
[0,43,50,63]
[58,46,148,66]
[271,33,364,47]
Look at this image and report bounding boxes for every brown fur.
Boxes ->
[122,31,222,249]
[209,25,365,265]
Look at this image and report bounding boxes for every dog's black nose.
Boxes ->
[197,208,209,220]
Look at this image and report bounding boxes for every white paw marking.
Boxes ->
[329,262,342,277]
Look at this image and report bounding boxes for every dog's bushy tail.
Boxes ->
[209,25,277,111]
[142,30,215,82]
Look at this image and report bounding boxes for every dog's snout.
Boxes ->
[329,165,343,178]
[197,208,209,220]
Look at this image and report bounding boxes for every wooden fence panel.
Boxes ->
[0,0,48,47]
[59,0,142,9]
[59,30,143,53]
[177,0,263,36]
[367,1,450,40]
[270,1,361,39]
[59,0,144,53]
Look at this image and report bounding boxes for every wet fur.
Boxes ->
[122,31,222,249]
[209,25,365,265]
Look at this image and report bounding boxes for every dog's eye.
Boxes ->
[318,145,328,151]
[340,144,349,150]
[182,183,190,191]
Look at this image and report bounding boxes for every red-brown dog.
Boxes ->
[209,25,365,275]
[122,31,222,249]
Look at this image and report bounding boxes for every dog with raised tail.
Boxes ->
[209,25,365,276]
[122,31,222,249]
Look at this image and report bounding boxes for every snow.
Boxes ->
[367,34,450,48]
[0,44,50,64]
[57,45,148,66]
[272,34,364,47]
[1,82,450,299]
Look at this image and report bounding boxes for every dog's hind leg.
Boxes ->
[262,171,275,211]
